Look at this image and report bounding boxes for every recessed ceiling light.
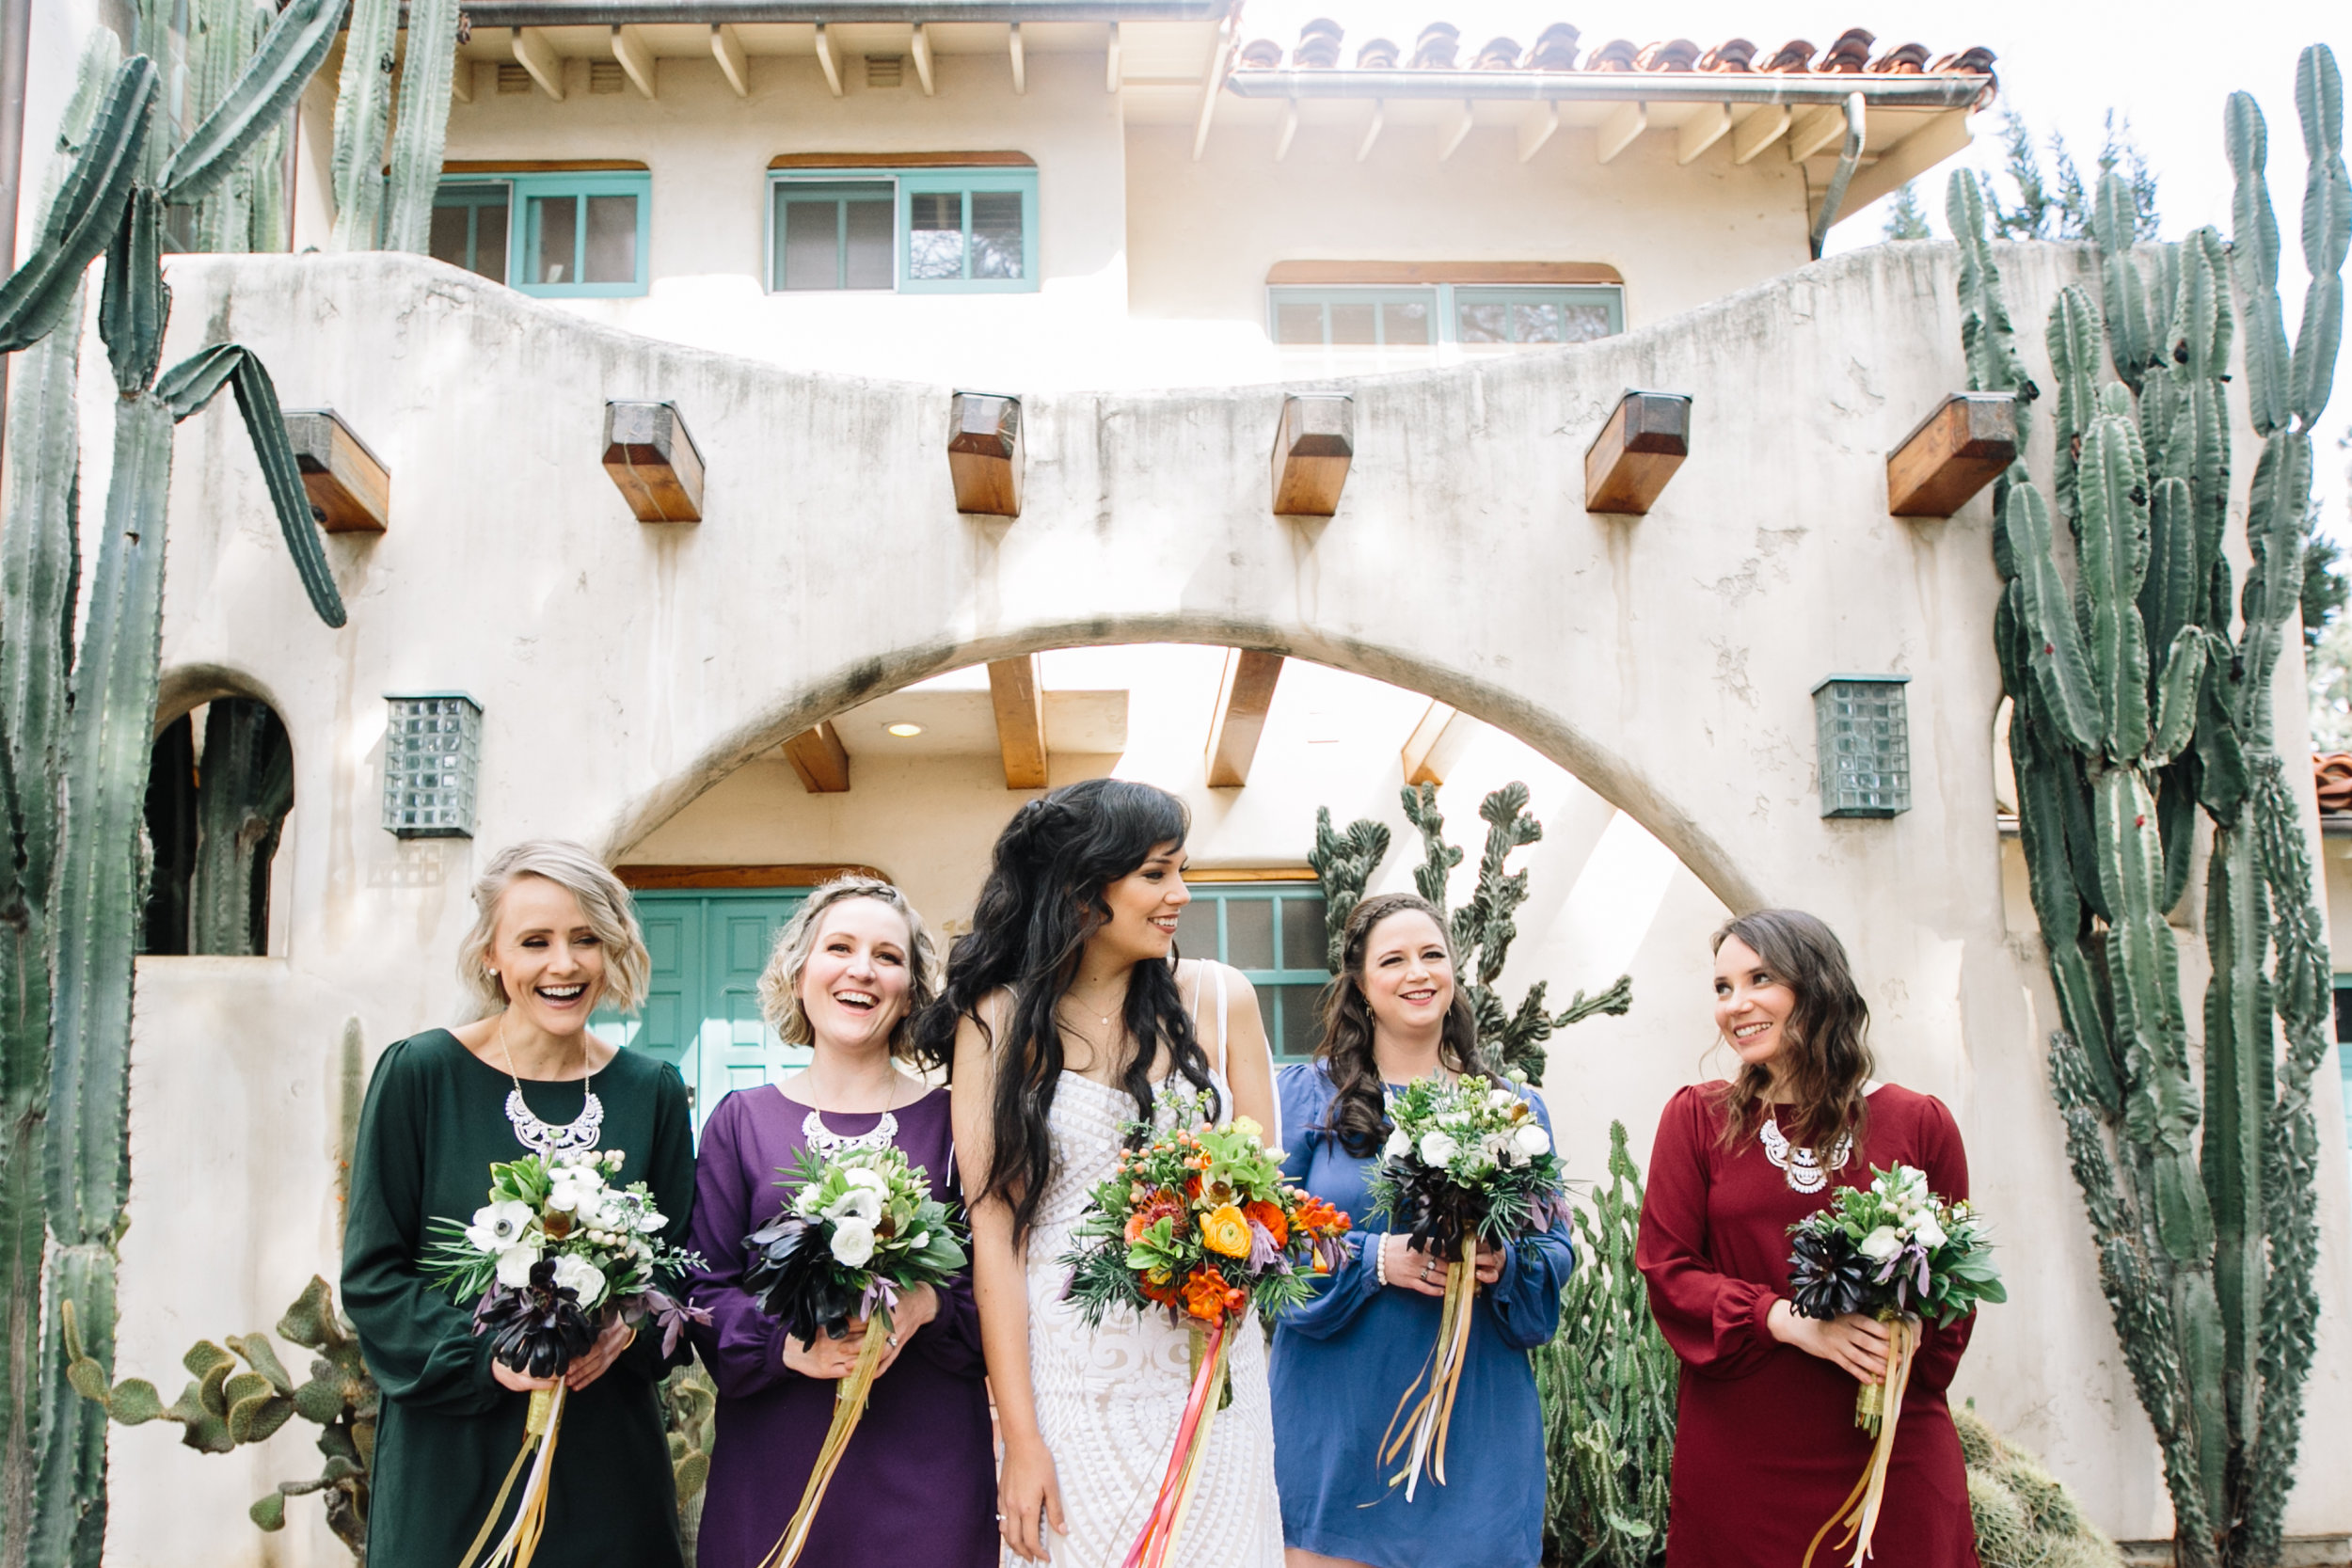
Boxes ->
[884,721,924,737]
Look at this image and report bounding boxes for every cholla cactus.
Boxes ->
[1950,42,2347,1568]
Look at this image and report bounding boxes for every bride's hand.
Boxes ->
[1380,1234,1449,1298]
[998,1434,1068,1563]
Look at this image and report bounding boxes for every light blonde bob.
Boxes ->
[756,877,942,1055]
[457,840,651,1016]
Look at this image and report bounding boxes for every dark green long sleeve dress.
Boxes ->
[342,1029,695,1568]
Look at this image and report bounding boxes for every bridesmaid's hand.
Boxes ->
[872,1285,940,1379]
[1380,1235,1449,1298]
[564,1319,637,1392]
[998,1435,1068,1563]
[492,1360,559,1394]
[783,1324,866,1380]
[1769,1300,1889,1384]
[1472,1241,1509,1287]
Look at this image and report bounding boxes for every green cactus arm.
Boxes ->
[2155,761,2198,913]
[2164,380,2231,606]
[1946,169,2037,401]
[2095,173,2156,388]
[2140,477,2196,668]
[2201,821,2268,1472]
[157,0,340,205]
[2147,627,2206,768]
[2289,48,2348,430]
[2004,478,2103,753]
[1399,782,1462,913]
[2232,433,2314,739]
[2046,287,2104,521]
[2074,405,2155,758]
[0,56,157,355]
[2193,638,2251,826]
[189,700,294,954]
[2229,90,2294,436]
[155,345,349,628]
[1308,808,1390,971]
[329,0,401,249]
[99,187,166,398]
[380,0,463,253]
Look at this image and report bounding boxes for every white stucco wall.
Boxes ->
[85,238,2352,1563]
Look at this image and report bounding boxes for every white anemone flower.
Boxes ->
[830,1217,878,1268]
[1486,1088,1521,1113]
[1512,1122,1552,1160]
[1384,1127,1413,1161]
[495,1243,540,1289]
[1858,1225,1903,1262]
[1418,1131,1460,1166]
[551,1253,607,1307]
[466,1200,534,1253]
[1912,1212,1948,1249]
[546,1171,603,1213]
[824,1187,884,1226]
[842,1167,890,1194]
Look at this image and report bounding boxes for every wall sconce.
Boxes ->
[383,693,483,838]
[1812,674,1911,818]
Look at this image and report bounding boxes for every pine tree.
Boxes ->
[1883,182,1932,241]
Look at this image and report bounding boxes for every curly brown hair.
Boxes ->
[1315,892,1503,1158]
[1711,908,1874,1154]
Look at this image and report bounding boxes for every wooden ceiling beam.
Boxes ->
[1400,701,1461,786]
[782,722,850,793]
[987,656,1049,789]
[1205,650,1284,788]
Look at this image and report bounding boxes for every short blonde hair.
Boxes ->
[756,878,941,1055]
[458,840,651,1016]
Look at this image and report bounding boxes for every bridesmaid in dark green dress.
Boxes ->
[343,840,694,1568]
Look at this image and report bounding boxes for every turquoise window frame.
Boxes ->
[1268,282,1626,346]
[2334,975,2352,1153]
[433,171,651,298]
[429,182,512,281]
[1175,881,1331,1063]
[768,167,1039,295]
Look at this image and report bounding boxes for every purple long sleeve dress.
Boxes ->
[685,1085,996,1568]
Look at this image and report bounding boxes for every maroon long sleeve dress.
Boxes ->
[1635,1081,1981,1568]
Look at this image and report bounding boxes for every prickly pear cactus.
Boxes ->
[1949,42,2348,1568]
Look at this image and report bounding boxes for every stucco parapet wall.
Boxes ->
[454,0,1230,23]
[151,240,2058,917]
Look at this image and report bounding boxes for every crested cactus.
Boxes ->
[1308,782,1631,1085]
[1949,42,2348,1568]
[0,33,350,1560]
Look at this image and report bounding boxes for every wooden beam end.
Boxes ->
[986,656,1049,789]
[602,400,706,523]
[948,391,1024,516]
[282,408,390,533]
[782,722,851,793]
[1583,389,1692,515]
[1886,392,2018,517]
[1271,392,1354,515]
[1204,649,1285,788]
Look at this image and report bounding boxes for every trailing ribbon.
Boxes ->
[1120,1314,1236,1568]
[458,1383,566,1568]
[1377,1234,1480,1500]
[1803,1313,1922,1568]
[759,1317,896,1568]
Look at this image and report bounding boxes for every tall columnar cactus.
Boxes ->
[187,697,294,956]
[0,12,346,1559]
[380,0,465,255]
[1951,43,2347,1568]
[1308,783,1631,1084]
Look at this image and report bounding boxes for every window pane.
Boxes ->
[1225,898,1274,970]
[844,198,895,288]
[970,191,1023,279]
[1512,300,1564,343]
[1174,900,1219,958]
[1382,301,1432,345]
[1327,302,1376,345]
[908,191,964,279]
[1457,299,1509,343]
[1561,303,1615,342]
[474,202,509,283]
[1274,983,1327,1059]
[429,204,471,272]
[1275,302,1326,345]
[532,195,577,284]
[583,194,637,283]
[780,199,843,290]
[1279,895,1327,973]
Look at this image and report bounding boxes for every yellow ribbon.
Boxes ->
[1803,1314,1921,1568]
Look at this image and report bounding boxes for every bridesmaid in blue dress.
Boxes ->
[1269,892,1575,1568]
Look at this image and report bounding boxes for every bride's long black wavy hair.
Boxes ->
[913,778,1221,1242]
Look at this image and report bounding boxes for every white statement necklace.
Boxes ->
[497,1015,603,1156]
[1760,1114,1851,1194]
[803,1108,898,1158]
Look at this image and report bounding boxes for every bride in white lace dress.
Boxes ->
[933,781,1284,1568]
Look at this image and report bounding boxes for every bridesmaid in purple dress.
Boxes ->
[686,877,995,1568]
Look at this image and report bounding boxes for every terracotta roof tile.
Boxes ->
[1820,28,1874,71]
[1355,36,1398,68]
[1697,38,1756,71]
[1584,38,1640,71]
[1474,36,1524,69]
[1868,40,1931,73]
[2317,753,2352,814]
[1294,17,1343,68]
[1636,38,1702,71]
[1411,23,1461,68]
[1529,23,1581,70]
[1239,37,1283,68]
[1225,21,1994,82]
[1761,39,1817,71]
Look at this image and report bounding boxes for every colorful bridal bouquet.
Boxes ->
[1059,1105,1350,1568]
[739,1146,968,1568]
[1363,1075,1566,1497]
[1786,1164,2005,1568]
[426,1149,707,1568]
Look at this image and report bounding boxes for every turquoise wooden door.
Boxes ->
[591,889,809,1129]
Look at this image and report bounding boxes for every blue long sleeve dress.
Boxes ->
[1266,1061,1575,1568]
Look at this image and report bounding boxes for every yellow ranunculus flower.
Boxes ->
[1200,1204,1251,1259]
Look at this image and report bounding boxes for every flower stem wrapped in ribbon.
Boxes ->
[1787,1164,2005,1567]
[739,1145,969,1568]
[426,1150,708,1568]
[1362,1075,1565,1499]
[1059,1101,1350,1568]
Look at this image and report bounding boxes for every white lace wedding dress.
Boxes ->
[1014,965,1284,1568]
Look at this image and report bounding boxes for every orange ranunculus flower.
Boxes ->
[1181,1265,1242,1323]
[1246,1200,1288,1246]
[1293,1195,1351,1236]
[1200,1205,1251,1259]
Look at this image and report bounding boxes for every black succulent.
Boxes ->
[742,1214,864,1344]
[476,1259,596,1378]
[1786,1227,1873,1321]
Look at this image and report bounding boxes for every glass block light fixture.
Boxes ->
[1811,675,1912,819]
[382,693,483,838]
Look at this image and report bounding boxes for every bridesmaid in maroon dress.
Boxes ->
[686,878,995,1568]
[1635,909,1980,1568]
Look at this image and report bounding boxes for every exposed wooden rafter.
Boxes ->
[1596,101,1644,162]
[1205,650,1284,788]
[912,23,935,93]
[987,657,1049,788]
[783,722,851,793]
[1437,100,1472,161]
[1730,104,1790,164]
[1517,102,1558,163]
[710,23,749,96]
[814,22,843,96]
[611,24,657,97]
[512,26,564,99]
[1677,103,1731,165]
[1009,22,1025,92]
[1400,702,1462,786]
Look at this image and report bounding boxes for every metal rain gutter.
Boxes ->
[458,0,1229,24]
[1808,90,1868,258]
[1221,70,1985,111]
